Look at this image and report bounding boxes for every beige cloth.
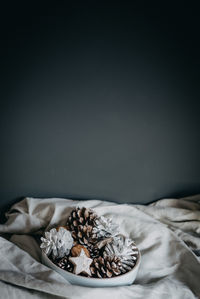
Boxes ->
[0,195,200,299]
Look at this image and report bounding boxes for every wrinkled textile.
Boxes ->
[0,195,199,299]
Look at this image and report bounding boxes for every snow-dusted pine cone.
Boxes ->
[90,256,122,278]
[103,234,139,273]
[40,227,73,259]
[92,216,120,240]
[66,207,98,253]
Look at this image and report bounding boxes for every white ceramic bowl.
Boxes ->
[42,248,141,287]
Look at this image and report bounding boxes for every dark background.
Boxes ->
[0,1,200,219]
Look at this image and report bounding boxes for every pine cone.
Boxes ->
[55,256,74,273]
[92,216,120,239]
[90,256,122,278]
[40,227,73,259]
[66,207,98,256]
[104,234,139,273]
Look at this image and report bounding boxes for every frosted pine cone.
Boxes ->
[91,255,122,278]
[103,234,139,273]
[92,216,120,240]
[40,227,73,259]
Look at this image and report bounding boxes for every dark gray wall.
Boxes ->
[1,2,200,215]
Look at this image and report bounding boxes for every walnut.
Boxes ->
[71,244,90,258]
[56,226,69,232]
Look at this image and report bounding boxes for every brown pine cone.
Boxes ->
[90,255,122,278]
[66,207,98,253]
[55,256,74,273]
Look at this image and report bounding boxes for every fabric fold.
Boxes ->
[0,195,199,298]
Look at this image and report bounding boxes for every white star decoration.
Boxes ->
[69,249,93,276]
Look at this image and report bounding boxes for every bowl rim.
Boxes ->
[42,245,141,281]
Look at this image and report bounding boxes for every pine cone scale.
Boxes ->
[106,270,112,278]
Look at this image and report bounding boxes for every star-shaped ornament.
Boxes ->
[69,249,93,276]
